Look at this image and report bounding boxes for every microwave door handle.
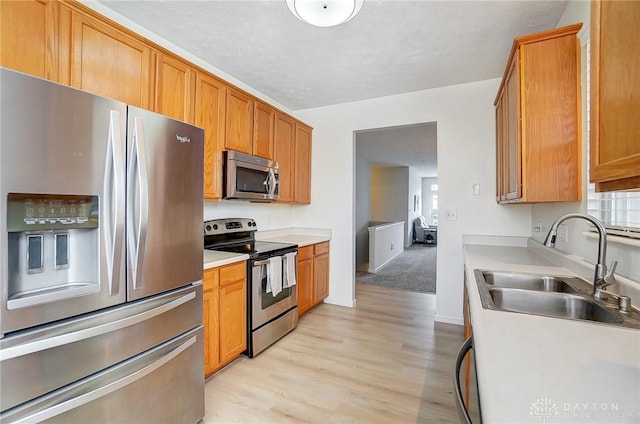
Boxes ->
[268,168,277,197]
[263,172,270,195]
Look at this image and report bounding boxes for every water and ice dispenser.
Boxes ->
[6,193,100,309]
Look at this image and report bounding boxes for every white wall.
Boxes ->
[294,79,532,323]
[370,166,408,224]
[355,156,371,271]
[368,222,405,273]
[531,0,640,285]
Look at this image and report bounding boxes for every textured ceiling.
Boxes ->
[97,0,567,176]
[98,0,568,111]
[356,122,437,177]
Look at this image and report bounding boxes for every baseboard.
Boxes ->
[435,314,464,326]
[368,249,403,273]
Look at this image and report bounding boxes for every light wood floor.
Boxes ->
[204,284,465,423]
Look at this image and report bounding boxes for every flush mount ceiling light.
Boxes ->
[286,0,365,27]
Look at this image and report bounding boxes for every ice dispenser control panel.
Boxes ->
[7,193,98,231]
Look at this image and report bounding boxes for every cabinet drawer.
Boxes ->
[203,268,219,291]
[314,241,330,256]
[219,261,246,285]
[298,245,314,261]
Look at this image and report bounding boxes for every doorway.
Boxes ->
[354,122,438,294]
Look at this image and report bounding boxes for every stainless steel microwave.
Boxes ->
[224,150,279,201]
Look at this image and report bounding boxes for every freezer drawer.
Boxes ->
[0,284,202,412]
[1,326,204,423]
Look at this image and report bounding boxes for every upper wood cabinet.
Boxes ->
[155,53,195,124]
[0,0,58,80]
[195,72,226,201]
[3,0,314,203]
[494,24,582,203]
[64,8,152,109]
[225,87,254,154]
[590,0,640,192]
[253,101,275,159]
[274,113,295,202]
[294,123,312,204]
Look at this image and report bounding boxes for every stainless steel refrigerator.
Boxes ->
[0,68,205,423]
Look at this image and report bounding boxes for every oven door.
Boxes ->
[251,254,297,330]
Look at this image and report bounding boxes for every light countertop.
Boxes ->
[463,237,640,423]
[203,250,249,270]
[203,227,331,270]
[255,227,331,247]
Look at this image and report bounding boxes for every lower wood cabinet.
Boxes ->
[203,261,247,377]
[297,241,330,317]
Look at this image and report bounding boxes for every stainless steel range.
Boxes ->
[204,218,298,357]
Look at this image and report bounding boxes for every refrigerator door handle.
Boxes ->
[127,117,149,290]
[103,110,125,296]
[0,291,196,361]
[10,336,196,424]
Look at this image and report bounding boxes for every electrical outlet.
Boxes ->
[557,224,569,243]
[446,209,457,221]
[533,222,543,233]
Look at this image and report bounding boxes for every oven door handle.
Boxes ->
[254,252,297,267]
[254,259,272,267]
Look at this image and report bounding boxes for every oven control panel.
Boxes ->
[204,218,256,235]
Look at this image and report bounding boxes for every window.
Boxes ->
[585,41,640,238]
[431,184,438,225]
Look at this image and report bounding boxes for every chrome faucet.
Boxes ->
[543,213,617,297]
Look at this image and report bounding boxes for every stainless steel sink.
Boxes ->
[473,269,640,329]
[488,288,623,323]
[481,271,578,293]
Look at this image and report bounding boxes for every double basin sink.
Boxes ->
[474,270,640,329]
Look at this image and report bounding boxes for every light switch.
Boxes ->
[472,183,480,195]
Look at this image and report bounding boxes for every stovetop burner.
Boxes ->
[204,218,297,260]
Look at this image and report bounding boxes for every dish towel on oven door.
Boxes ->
[283,252,297,288]
[267,256,283,296]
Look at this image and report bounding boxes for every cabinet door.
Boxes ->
[225,88,253,154]
[253,101,275,159]
[274,113,295,203]
[155,53,195,124]
[294,124,312,204]
[297,256,314,317]
[590,0,640,192]
[219,280,247,364]
[313,253,329,304]
[504,54,521,200]
[495,95,505,201]
[203,268,220,376]
[0,0,57,80]
[195,73,227,201]
[68,10,152,109]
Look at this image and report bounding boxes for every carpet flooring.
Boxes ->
[356,243,437,293]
